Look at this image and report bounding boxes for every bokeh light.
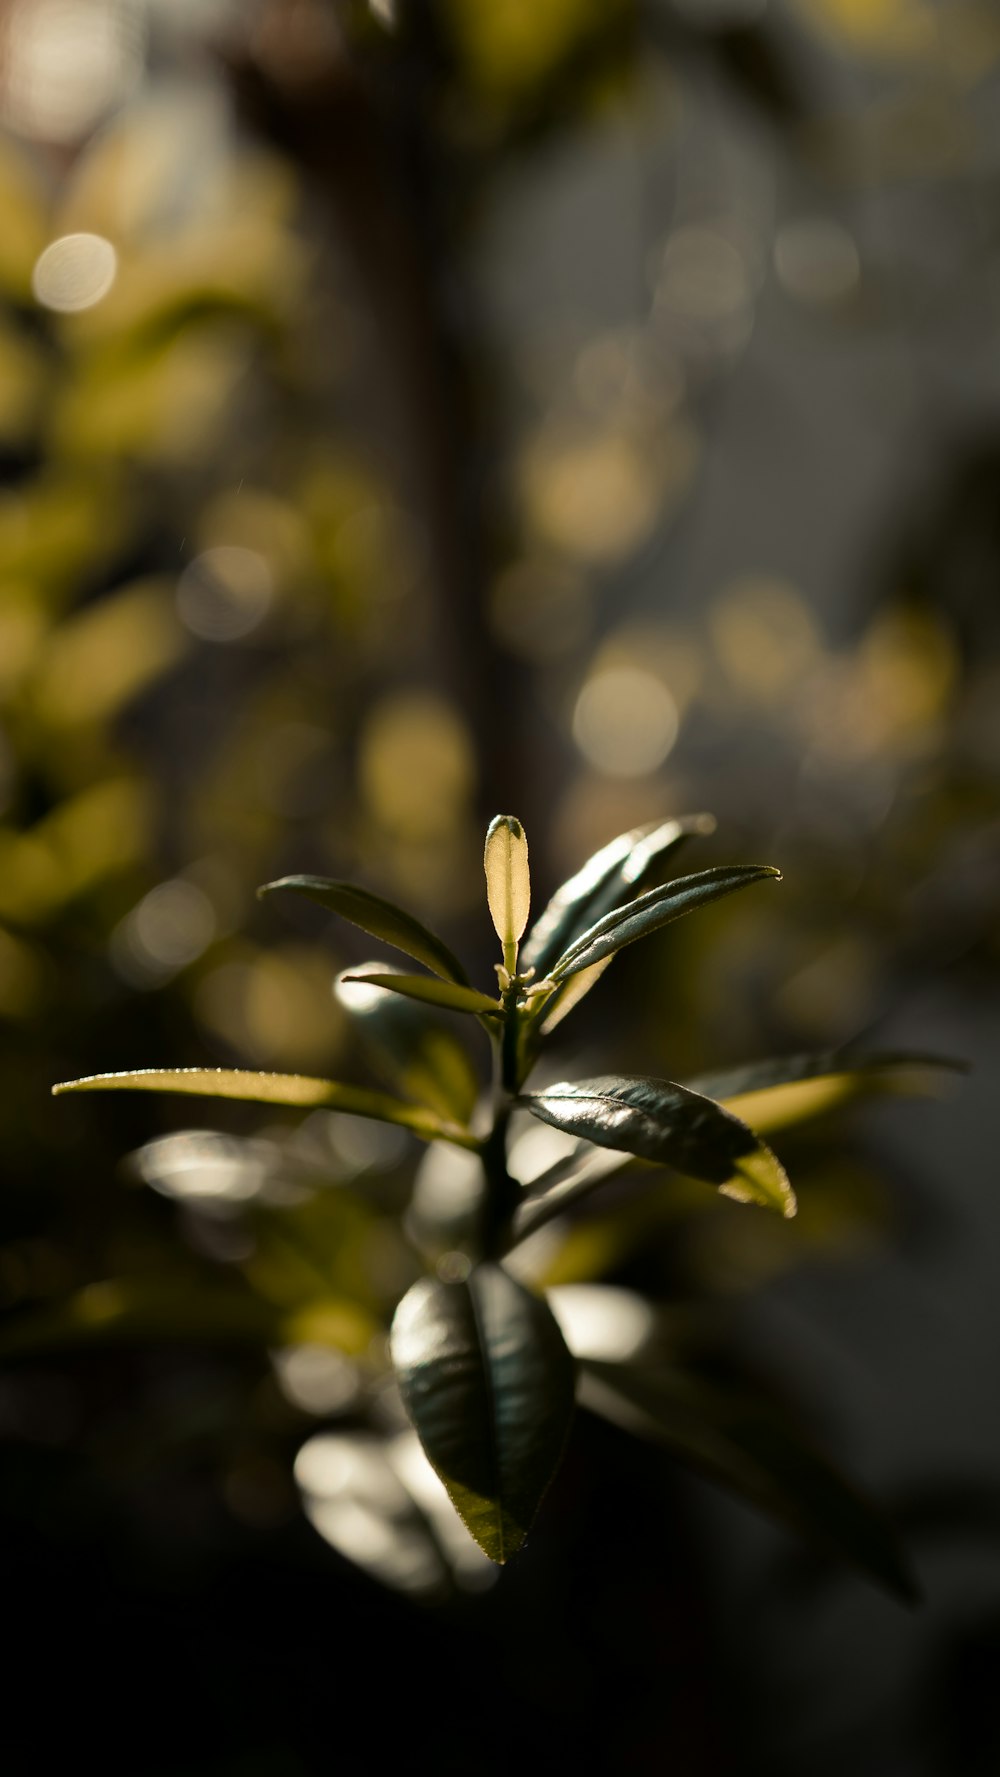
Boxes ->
[32,232,118,313]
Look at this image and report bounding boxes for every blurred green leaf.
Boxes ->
[521,813,715,980]
[341,972,499,1018]
[259,875,470,985]
[52,1068,477,1146]
[548,865,782,981]
[336,965,481,1125]
[689,1051,967,1136]
[522,1075,796,1216]
[580,1358,918,1602]
[390,1263,576,1562]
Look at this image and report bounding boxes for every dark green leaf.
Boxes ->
[579,1359,917,1602]
[390,1263,576,1563]
[335,965,481,1126]
[522,1075,795,1216]
[0,1277,377,1360]
[687,1051,967,1136]
[521,813,715,980]
[52,1068,478,1147]
[340,972,500,1018]
[548,865,781,981]
[258,875,469,985]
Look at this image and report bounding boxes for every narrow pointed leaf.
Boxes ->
[258,875,469,985]
[522,813,715,980]
[549,865,781,981]
[390,1263,576,1563]
[688,1051,967,1137]
[522,1075,796,1216]
[579,1359,917,1602]
[335,965,480,1125]
[484,815,530,972]
[52,1068,477,1146]
[340,972,500,1018]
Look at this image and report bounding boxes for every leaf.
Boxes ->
[0,1277,377,1361]
[52,1068,478,1147]
[484,815,531,972]
[521,813,715,980]
[579,1359,917,1602]
[335,965,481,1126]
[522,1075,796,1216]
[688,1051,967,1137]
[510,1139,640,1244]
[258,875,469,985]
[390,1263,576,1563]
[549,865,782,981]
[340,972,500,1018]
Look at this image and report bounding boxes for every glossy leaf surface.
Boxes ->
[580,1359,917,1601]
[521,813,715,980]
[689,1051,966,1136]
[549,864,781,981]
[340,972,499,1018]
[258,874,469,985]
[523,1075,796,1216]
[390,1263,575,1563]
[52,1068,475,1145]
[335,965,480,1125]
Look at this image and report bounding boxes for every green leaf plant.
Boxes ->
[52,812,962,1590]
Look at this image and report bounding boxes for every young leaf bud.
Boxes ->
[484,815,530,975]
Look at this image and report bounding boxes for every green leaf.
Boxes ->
[0,1277,377,1360]
[340,972,500,1018]
[579,1359,918,1602]
[687,1051,967,1137]
[484,815,531,974]
[522,1075,796,1217]
[549,865,782,982]
[521,813,715,980]
[390,1263,576,1563]
[258,875,469,985]
[335,964,481,1126]
[52,1068,478,1147]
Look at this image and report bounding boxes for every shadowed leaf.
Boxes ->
[522,1075,795,1216]
[580,1359,918,1602]
[522,813,715,980]
[258,875,469,985]
[390,1263,576,1563]
[548,864,781,981]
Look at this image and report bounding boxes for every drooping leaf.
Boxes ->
[522,1075,796,1216]
[688,1051,967,1137]
[52,1068,478,1147]
[484,815,531,972]
[521,813,715,981]
[258,875,469,985]
[340,972,500,1018]
[548,865,781,982]
[579,1359,917,1602]
[390,1263,576,1563]
[335,965,481,1126]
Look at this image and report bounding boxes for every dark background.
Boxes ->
[1,2,999,1771]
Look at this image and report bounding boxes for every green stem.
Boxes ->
[478,982,523,1257]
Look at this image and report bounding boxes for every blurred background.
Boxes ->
[1,1,999,1771]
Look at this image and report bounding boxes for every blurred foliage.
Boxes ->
[0,0,998,1770]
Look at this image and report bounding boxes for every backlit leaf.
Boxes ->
[335,965,481,1125]
[522,1075,796,1216]
[689,1051,966,1136]
[258,875,469,985]
[340,972,500,1018]
[548,865,781,981]
[484,815,531,972]
[52,1068,477,1147]
[390,1263,575,1563]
